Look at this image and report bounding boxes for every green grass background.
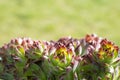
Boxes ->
[0,0,120,46]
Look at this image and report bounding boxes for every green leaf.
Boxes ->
[0,63,3,73]
[1,73,14,80]
[17,46,25,56]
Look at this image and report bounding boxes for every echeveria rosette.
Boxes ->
[74,34,100,79]
[0,44,15,80]
[97,39,119,63]
[75,34,120,80]
[49,43,73,79]
[51,46,72,68]
[0,40,27,79]
[96,39,120,79]
[0,38,45,80]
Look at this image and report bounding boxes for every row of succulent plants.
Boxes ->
[0,34,120,80]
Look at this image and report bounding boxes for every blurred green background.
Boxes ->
[0,0,120,46]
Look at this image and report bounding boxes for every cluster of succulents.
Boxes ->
[0,34,120,80]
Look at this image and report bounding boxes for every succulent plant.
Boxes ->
[0,34,119,80]
[75,34,120,80]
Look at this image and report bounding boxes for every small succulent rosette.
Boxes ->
[48,42,73,79]
[96,39,120,80]
[75,34,120,80]
[0,38,45,80]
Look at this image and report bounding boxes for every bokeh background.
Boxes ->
[0,0,120,46]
